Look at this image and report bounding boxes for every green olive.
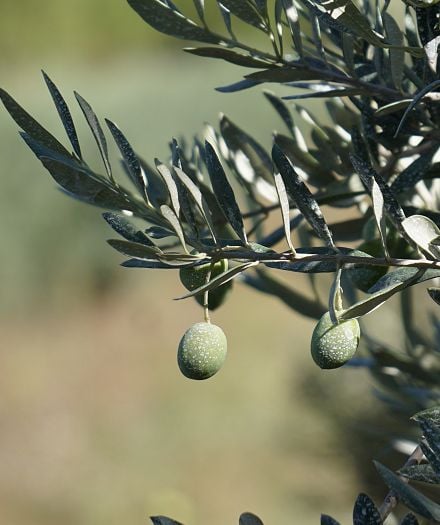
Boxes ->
[311,312,360,369]
[177,322,227,380]
[346,242,388,293]
[179,259,232,310]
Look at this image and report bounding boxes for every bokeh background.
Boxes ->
[0,2,410,524]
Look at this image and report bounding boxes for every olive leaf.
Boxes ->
[215,0,266,31]
[390,149,436,194]
[155,160,181,217]
[205,141,248,245]
[273,170,296,253]
[127,0,223,44]
[102,212,155,246]
[281,0,303,58]
[428,287,440,306]
[160,204,189,253]
[272,143,335,248]
[239,512,264,525]
[108,238,162,259]
[375,461,440,521]
[150,516,184,525]
[42,71,82,159]
[399,463,440,485]
[184,47,272,68]
[383,12,404,91]
[264,90,294,134]
[353,493,382,525]
[400,514,419,525]
[402,215,440,258]
[321,516,341,525]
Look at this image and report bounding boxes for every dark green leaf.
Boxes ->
[123,258,193,269]
[102,212,155,246]
[184,47,272,68]
[245,66,335,83]
[281,0,303,57]
[375,461,440,521]
[383,12,404,90]
[106,119,149,203]
[127,0,222,44]
[155,160,180,217]
[353,493,381,525]
[108,239,162,259]
[420,440,440,478]
[239,512,264,525]
[0,88,70,157]
[400,463,440,485]
[428,287,440,306]
[321,515,340,525]
[391,150,435,194]
[413,407,440,427]
[216,78,262,93]
[42,71,82,159]
[75,92,112,179]
[264,90,293,133]
[160,204,188,253]
[219,0,266,30]
[205,141,248,245]
[272,144,335,247]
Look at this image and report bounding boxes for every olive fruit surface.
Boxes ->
[177,322,227,380]
[179,259,232,310]
[311,312,360,369]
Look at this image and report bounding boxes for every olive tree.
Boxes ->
[3,0,440,523]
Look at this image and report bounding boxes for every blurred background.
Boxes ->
[0,2,411,524]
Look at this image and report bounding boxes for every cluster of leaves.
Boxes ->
[4,0,440,522]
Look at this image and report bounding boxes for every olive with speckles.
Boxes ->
[311,312,360,369]
[177,322,227,380]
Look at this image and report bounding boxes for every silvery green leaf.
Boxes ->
[103,212,155,246]
[273,170,295,252]
[205,141,248,245]
[155,160,180,217]
[219,0,266,30]
[413,407,440,427]
[264,91,294,134]
[375,461,440,521]
[369,267,440,294]
[106,119,150,204]
[272,144,335,248]
[282,88,365,100]
[75,92,112,179]
[193,0,205,24]
[420,441,440,478]
[127,0,222,44]
[383,12,404,90]
[216,78,262,93]
[375,99,414,117]
[173,166,217,242]
[400,463,440,485]
[245,66,336,84]
[42,71,82,159]
[175,261,258,300]
[282,0,303,57]
[239,512,264,525]
[390,150,435,194]
[0,88,71,157]
[184,47,272,68]
[402,215,440,258]
[139,157,170,208]
[122,259,192,269]
[353,493,381,525]
[160,204,188,253]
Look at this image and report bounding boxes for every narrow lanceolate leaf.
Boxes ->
[420,441,440,478]
[353,493,381,525]
[160,204,188,253]
[272,143,335,248]
[193,0,205,25]
[400,514,419,525]
[390,150,436,194]
[127,0,222,44]
[42,71,82,159]
[219,0,266,30]
[106,119,150,204]
[122,259,193,269]
[39,156,130,211]
[282,0,303,58]
[402,215,440,258]
[383,12,404,91]
[155,160,180,217]
[175,261,258,300]
[108,239,162,260]
[173,166,217,243]
[350,154,406,229]
[273,170,295,253]
[150,516,184,525]
[264,91,294,134]
[74,92,112,179]
[340,268,425,320]
[205,141,248,245]
[184,47,272,68]
[102,212,155,246]
[0,88,71,157]
[375,461,440,521]
[369,267,440,294]
[239,512,265,525]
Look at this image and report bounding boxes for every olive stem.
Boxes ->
[203,263,214,324]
